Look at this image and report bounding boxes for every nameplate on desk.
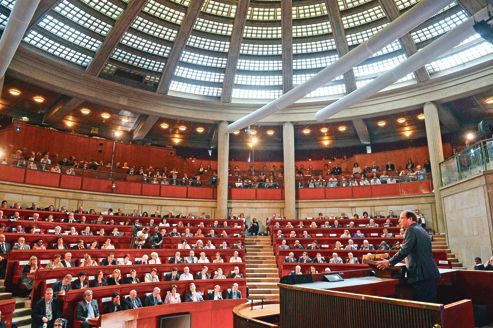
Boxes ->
[101,297,112,303]
[370,233,378,237]
[438,260,449,265]
[316,234,323,237]
[329,234,336,237]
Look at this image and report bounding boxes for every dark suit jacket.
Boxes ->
[168,257,184,264]
[107,277,122,285]
[125,277,140,284]
[101,259,117,266]
[163,273,180,281]
[76,299,100,322]
[389,223,440,284]
[225,289,242,299]
[0,242,11,255]
[474,264,485,270]
[195,272,210,280]
[89,279,108,288]
[104,301,122,313]
[184,291,204,302]
[207,292,223,300]
[71,279,89,290]
[31,298,62,327]
[52,281,71,294]
[144,294,163,307]
[61,260,76,267]
[123,297,143,310]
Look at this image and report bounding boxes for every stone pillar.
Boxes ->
[424,102,445,233]
[216,121,230,218]
[0,76,4,97]
[283,122,296,219]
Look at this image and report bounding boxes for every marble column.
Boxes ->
[283,122,296,219]
[423,102,445,233]
[216,121,230,218]
[0,76,4,98]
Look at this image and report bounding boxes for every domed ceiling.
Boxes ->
[1,0,493,103]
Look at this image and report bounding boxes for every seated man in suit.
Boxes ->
[61,252,76,267]
[0,234,12,277]
[104,292,122,313]
[31,288,62,328]
[284,252,297,263]
[474,257,485,270]
[208,284,223,300]
[225,283,242,300]
[144,287,163,307]
[168,251,184,264]
[230,266,244,279]
[72,272,89,290]
[76,289,100,328]
[329,252,343,264]
[123,290,143,310]
[184,283,204,302]
[164,267,180,281]
[52,274,72,295]
[100,254,117,266]
[125,269,140,284]
[359,240,375,251]
[195,266,210,280]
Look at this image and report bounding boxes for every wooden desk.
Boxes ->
[0,299,16,328]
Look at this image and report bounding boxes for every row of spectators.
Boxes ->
[473,256,493,270]
[285,251,366,264]
[279,239,401,252]
[275,228,401,240]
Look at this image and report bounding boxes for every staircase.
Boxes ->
[0,279,31,327]
[432,234,464,269]
[245,236,280,302]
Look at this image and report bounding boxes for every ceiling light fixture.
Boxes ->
[483,96,493,105]
[266,129,275,136]
[465,132,476,141]
[8,88,21,96]
[64,120,75,128]
[160,122,169,129]
[302,128,311,135]
[101,112,111,120]
[397,117,406,124]
[322,139,330,146]
[232,130,240,135]
[338,125,347,132]
[178,125,187,132]
[80,108,91,115]
[172,137,181,144]
[417,113,425,120]
[320,127,328,134]
[114,130,123,138]
[196,126,205,133]
[377,120,386,127]
[32,95,45,103]
[121,116,130,123]
[21,116,29,122]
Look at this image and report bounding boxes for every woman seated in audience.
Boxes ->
[68,227,78,236]
[381,228,393,238]
[111,227,122,237]
[334,241,343,250]
[90,271,108,287]
[138,254,150,265]
[339,230,351,239]
[396,228,405,238]
[88,241,99,250]
[309,266,318,275]
[219,241,229,250]
[107,269,123,285]
[212,252,224,263]
[46,254,64,269]
[149,252,161,264]
[377,241,390,250]
[195,229,205,238]
[204,240,216,250]
[213,268,226,279]
[32,239,46,250]
[96,228,106,236]
[20,255,38,294]
[80,254,98,267]
[164,285,181,304]
[197,252,210,264]
[145,268,160,283]
[52,237,67,250]
[101,238,115,250]
[71,272,89,289]
[119,254,132,265]
[309,222,318,228]
[312,253,326,264]
[346,252,360,264]
[220,230,229,238]
[178,240,191,250]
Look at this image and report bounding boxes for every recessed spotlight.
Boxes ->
[160,122,169,129]
[8,88,21,96]
[483,96,493,105]
[377,120,386,127]
[403,128,412,137]
[21,116,29,122]
[121,117,130,123]
[196,126,205,133]
[232,130,240,135]
[101,112,111,120]
[302,128,311,135]
[320,127,328,134]
[247,129,257,135]
[338,125,347,132]
[266,129,275,136]
[251,136,258,145]
[178,125,187,132]
[465,132,475,141]
[322,139,330,146]
[32,95,45,103]
[64,120,75,128]
[114,130,123,138]
[80,108,91,115]
[397,117,406,124]
[172,137,181,144]
[417,113,425,120]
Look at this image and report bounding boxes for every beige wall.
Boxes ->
[441,174,493,269]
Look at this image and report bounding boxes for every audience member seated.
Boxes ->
[72,271,89,290]
[90,271,107,288]
[230,266,244,279]
[123,290,143,310]
[104,292,122,313]
[76,289,100,328]
[164,285,181,304]
[329,252,343,264]
[32,288,63,328]
[144,287,163,306]
[346,252,360,264]
[208,285,223,300]
[184,282,204,302]
[145,268,160,283]
[179,267,193,280]
[225,283,242,299]
[53,274,73,295]
[20,255,38,294]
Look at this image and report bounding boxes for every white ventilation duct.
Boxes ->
[227,0,454,133]
[315,8,489,121]
[0,0,41,78]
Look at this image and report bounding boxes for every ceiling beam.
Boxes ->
[352,118,371,145]
[456,0,487,15]
[437,103,461,131]
[43,97,84,123]
[27,0,60,29]
[378,0,430,83]
[132,114,159,140]
[86,0,147,76]
[324,0,357,93]
[157,0,206,94]
[220,0,250,103]
[281,0,293,93]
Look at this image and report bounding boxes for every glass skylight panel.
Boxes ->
[354,54,407,78]
[143,0,185,25]
[293,55,338,70]
[0,13,7,30]
[243,25,281,39]
[293,21,331,38]
[426,41,493,74]
[175,66,224,83]
[194,18,232,35]
[53,1,112,36]
[180,51,227,68]
[101,62,118,75]
[79,0,123,20]
[24,30,92,66]
[187,35,230,52]
[293,39,336,54]
[346,24,386,46]
[338,0,372,11]
[111,48,165,72]
[232,88,282,100]
[170,80,221,97]
[293,3,327,19]
[356,78,375,88]
[294,73,317,85]
[234,74,282,86]
[411,11,468,44]
[247,6,281,21]
[0,0,14,10]
[371,40,402,57]
[38,15,101,51]
[132,16,177,41]
[169,0,191,6]
[202,0,236,18]
[307,83,346,98]
[240,43,282,56]
[395,0,419,11]
[342,6,386,29]
[121,32,171,57]
[237,59,282,71]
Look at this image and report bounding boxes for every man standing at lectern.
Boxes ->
[377,210,440,303]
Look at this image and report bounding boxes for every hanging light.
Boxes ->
[101,112,111,120]
[8,88,21,96]
[80,108,91,115]
[377,120,386,127]
[178,125,187,131]
[337,125,347,132]
[266,129,275,136]
[320,127,328,133]
[397,117,406,124]
[196,126,205,133]
[417,113,425,120]
[32,95,45,103]
[160,122,169,129]
[302,128,311,135]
